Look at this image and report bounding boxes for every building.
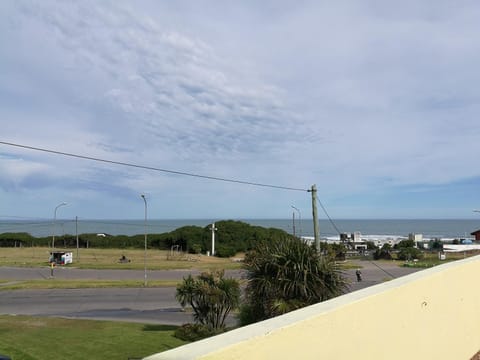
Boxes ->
[471,229,480,241]
[340,232,367,251]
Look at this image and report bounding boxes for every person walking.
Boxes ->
[355,269,362,282]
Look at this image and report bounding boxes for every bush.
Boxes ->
[373,244,393,260]
[397,247,424,261]
[237,303,265,326]
[176,270,240,330]
[215,245,236,258]
[174,324,222,341]
[394,239,415,249]
[189,243,202,254]
[241,237,347,325]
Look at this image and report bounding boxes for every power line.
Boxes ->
[0,141,308,192]
[317,198,342,234]
[369,260,396,279]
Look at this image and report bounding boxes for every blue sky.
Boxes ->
[1,0,479,220]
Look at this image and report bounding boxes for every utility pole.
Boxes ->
[310,184,320,252]
[210,223,217,256]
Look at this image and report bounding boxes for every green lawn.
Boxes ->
[401,251,475,268]
[0,315,186,360]
[0,279,182,291]
[0,247,242,270]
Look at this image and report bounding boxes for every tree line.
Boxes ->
[0,220,293,256]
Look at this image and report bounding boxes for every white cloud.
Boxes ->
[0,0,479,219]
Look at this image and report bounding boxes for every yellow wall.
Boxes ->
[145,256,480,360]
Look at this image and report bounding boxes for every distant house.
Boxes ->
[470,230,480,241]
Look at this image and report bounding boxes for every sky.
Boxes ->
[1,0,479,221]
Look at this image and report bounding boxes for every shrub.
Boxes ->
[174,324,222,341]
[397,247,424,261]
[176,270,240,330]
[189,243,202,254]
[395,239,415,249]
[215,245,236,258]
[241,237,347,325]
[373,244,393,260]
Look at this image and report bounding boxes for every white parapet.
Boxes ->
[144,255,480,360]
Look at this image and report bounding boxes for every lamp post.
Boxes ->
[291,205,301,239]
[291,209,296,237]
[141,194,148,287]
[52,202,67,250]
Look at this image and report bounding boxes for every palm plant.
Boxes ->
[241,237,348,324]
[176,269,240,330]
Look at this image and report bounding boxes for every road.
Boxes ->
[0,262,420,325]
[0,287,190,325]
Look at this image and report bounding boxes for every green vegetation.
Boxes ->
[0,315,186,360]
[0,220,293,257]
[0,279,181,291]
[154,220,293,256]
[176,270,240,334]
[397,247,424,261]
[174,323,224,342]
[402,251,477,268]
[319,241,347,260]
[239,237,348,325]
[373,243,393,260]
[0,247,242,270]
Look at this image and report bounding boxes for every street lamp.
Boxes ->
[291,205,301,239]
[141,194,148,287]
[52,202,67,250]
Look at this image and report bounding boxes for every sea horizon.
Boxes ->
[1,218,479,240]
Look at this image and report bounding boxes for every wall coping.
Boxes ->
[144,255,480,360]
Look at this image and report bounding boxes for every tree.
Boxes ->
[397,247,424,261]
[373,243,393,260]
[431,239,443,250]
[394,239,415,249]
[319,242,347,260]
[240,237,348,325]
[176,270,240,330]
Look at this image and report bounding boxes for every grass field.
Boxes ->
[0,315,186,360]
[400,251,474,268]
[0,279,182,291]
[0,247,243,270]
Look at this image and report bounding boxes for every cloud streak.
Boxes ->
[0,0,479,219]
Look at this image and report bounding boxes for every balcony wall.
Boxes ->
[145,255,480,360]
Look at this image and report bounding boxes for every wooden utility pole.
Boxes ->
[310,184,320,252]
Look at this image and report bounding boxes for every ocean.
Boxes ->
[0,218,478,241]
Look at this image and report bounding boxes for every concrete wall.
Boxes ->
[144,256,480,360]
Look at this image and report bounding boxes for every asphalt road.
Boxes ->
[0,287,190,325]
[0,266,242,281]
[0,262,421,325]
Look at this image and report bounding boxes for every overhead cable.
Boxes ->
[0,141,308,192]
[317,198,342,234]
